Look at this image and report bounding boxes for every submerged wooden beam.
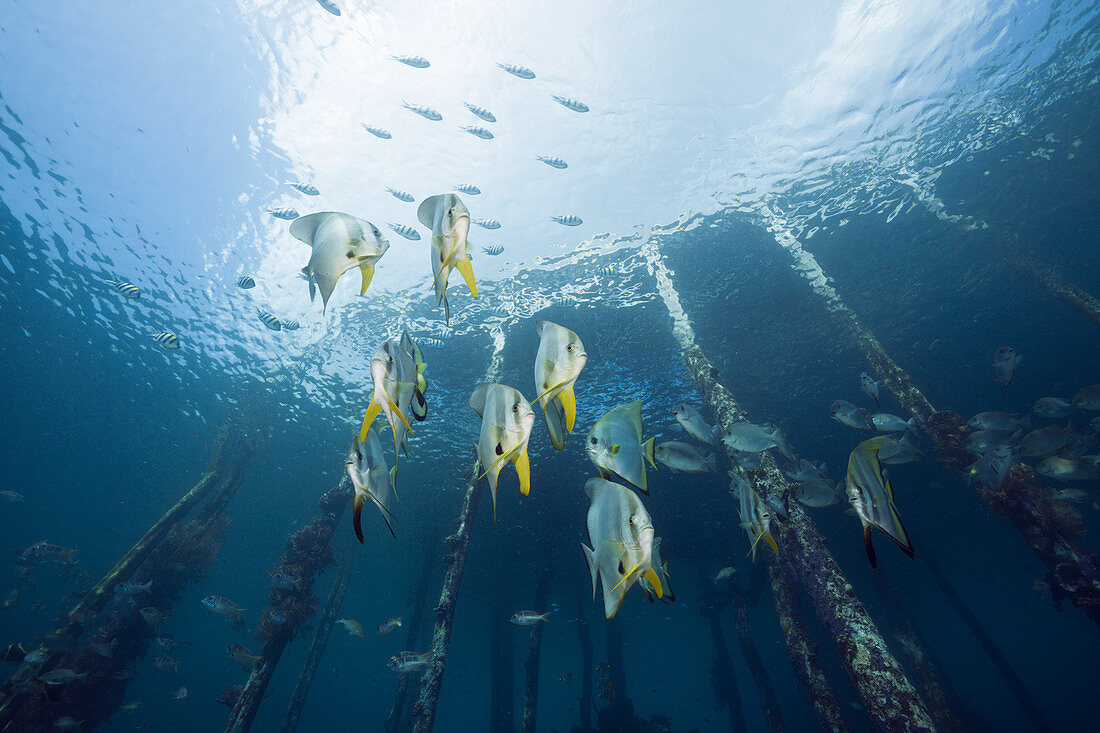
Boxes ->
[1005,239,1100,326]
[224,478,351,733]
[520,565,552,733]
[412,333,505,732]
[728,579,785,732]
[385,545,436,733]
[279,550,353,733]
[767,559,849,733]
[645,243,936,731]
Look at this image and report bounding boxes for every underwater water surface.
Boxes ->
[2,1,1100,732]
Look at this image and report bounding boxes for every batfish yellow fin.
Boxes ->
[746,529,766,561]
[358,263,375,295]
[455,256,478,298]
[603,563,639,601]
[359,398,381,444]
[642,567,663,599]
[764,533,779,556]
[558,387,577,433]
[513,450,530,497]
[642,437,658,470]
[384,392,415,437]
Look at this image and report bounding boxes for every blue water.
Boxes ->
[3,1,1100,731]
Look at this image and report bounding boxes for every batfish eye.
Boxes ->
[590,437,598,445]
[512,402,519,413]
[346,250,356,258]
[566,344,574,352]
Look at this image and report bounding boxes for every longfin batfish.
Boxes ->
[585,401,657,494]
[580,478,660,619]
[359,341,418,461]
[470,383,535,521]
[346,430,396,543]
[290,212,389,313]
[845,437,916,568]
[533,321,587,450]
[417,194,477,324]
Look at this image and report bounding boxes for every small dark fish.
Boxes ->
[537,155,568,169]
[454,184,481,195]
[287,181,319,196]
[992,346,1022,391]
[552,214,582,226]
[483,245,504,256]
[236,276,256,289]
[268,208,300,220]
[392,55,430,68]
[282,319,300,331]
[464,103,496,123]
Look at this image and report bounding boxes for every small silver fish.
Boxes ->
[654,441,716,473]
[552,214,582,226]
[386,187,415,203]
[138,607,164,625]
[1033,397,1074,419]
[151,332,180,350]
[859,372,881,406]
[464,103,496,123]
[552,95,589,113]
[1073,384,1100,410]
[40,668,88,684]
[870,413,913,432]
[388,651,429,674]
[236,275,256,289]
[287,181,319,195]
[483,245,504,256]
[968,411,1022,432]
[992,346,1022,391]
[153,655,180,672]
[392,55,430,68]
[115,580,152,595]
[53,717,81,731]
[1052,488,1089,503]
[171,685,188,700]
[362,125,392,139]
[830,400,871,430]
[402,102,442,121]
[337,618,364,638]
[1037,456,1100,482]
[497,63,535,79]
[269,208,300,220]
[1018,424,1076,458]
[795,478,841,508]
[256,309,282,331]
[107,279,141,298]
[377,616,403,635]
[389,223,421,241]
[510,610,551,626]
[454,184,481,195]
[537,155,568,169]
[473,217,501,229]
[672,404,718,446]
[462,126,494,140]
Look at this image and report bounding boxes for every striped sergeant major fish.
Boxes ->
[454,184,481,195]
[269,208,299,220]
[419,337,444,348]
[362,124,392,139]
[473,218,501,230]
[464,103,496,123]
[287,181,319,195]
[392,54,430,68]
[386,188,415,203]
[483,245,504,256]
[389,223,421,241]
[282,319,300,331]
[537,156,568,169]
[256,309,282,331]
[497,62,535,79]
[152,332,180,350]
[553,214,583,226]
[402,102,442,121]
[552,95,590,113]
[236,276,256,289]
[107,279,141,298]
[463,126,494,140]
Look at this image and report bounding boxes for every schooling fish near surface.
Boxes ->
[845,437,916,568]
[418,193,478,325]
[291,212,390,313]
[533,320,587,450]
[470,383,535,520]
